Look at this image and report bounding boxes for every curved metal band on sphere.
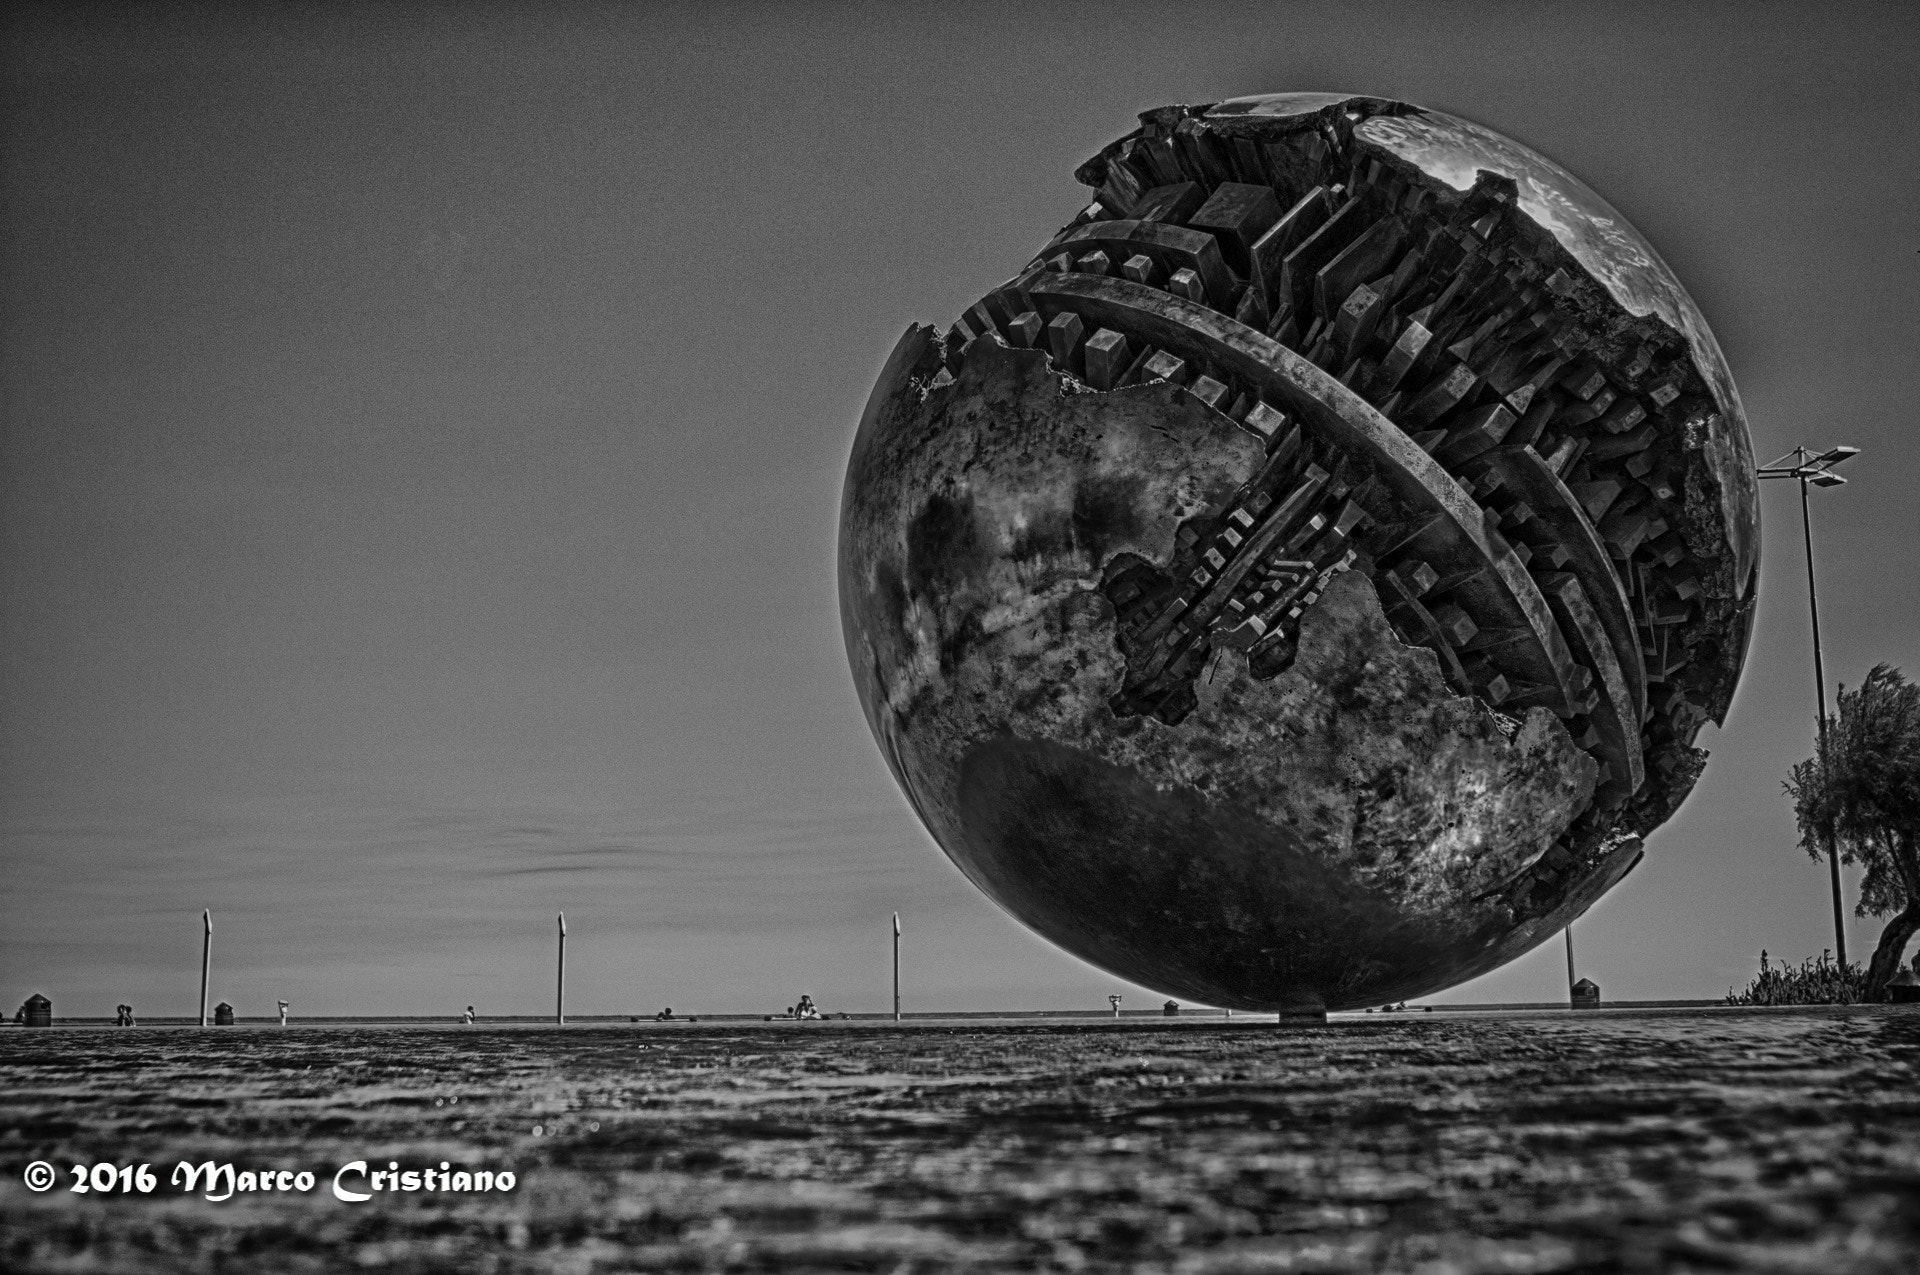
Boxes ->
[838,93,1759,1012]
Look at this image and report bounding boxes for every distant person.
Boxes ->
[796,994,819,1020]
[655,1007,673,1021]
[114,1004,130,1026]
[461,1005,476,1025]
[277,1000,289,1027]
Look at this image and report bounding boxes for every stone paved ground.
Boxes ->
[2,1008,1918,1272]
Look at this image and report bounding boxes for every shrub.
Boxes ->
[1726,949,1870,1006]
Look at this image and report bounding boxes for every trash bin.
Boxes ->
[213,1001,235,1025]
[1888,968,1920,1004]
[22,994,52,1027]
[1571,978,1600,1010]
[1163,1000,1180,1016]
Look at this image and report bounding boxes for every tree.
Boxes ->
[1785,664,1920,1000]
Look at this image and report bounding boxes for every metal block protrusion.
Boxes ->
[1314,215,1409,324]
[1376,316,1434,394]
[1122,253,1161,286]
[1168,267,1207,304]
[1187,375,1231,411]
[1241,401,1288,444]
[1503,356,1569,416]
[1046,311,1086,376]
[1398,363,1479,431]
[1332,282,1387,361]
[1556,386,1619,429]
[1599,507,1653,559]
[1568,479,1622,524]
[1433,403,1517,468]
[1622,342,1653,382]
[1430,603,1480,649]
[1142,350,1188,385]
[1461,657,1513,704]
[1189,181,1284,276]
[1595,396,1646,435]
[1647,369,1685,408]
[1558,363,1607,401]
[1393,559,1440,598]
[1278,197,1364,320]
[1084,328,1131,391]
[1130,182,1205,225]
[1585,423,1656,461]
[1007,311,1044,349]
[1248,186,1333,308]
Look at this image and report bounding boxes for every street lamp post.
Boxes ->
[556,913,567,1025]
[199,910,213,1028]
[1757,444,1859,967]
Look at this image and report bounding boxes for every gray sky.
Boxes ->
[4,2,1917,1017]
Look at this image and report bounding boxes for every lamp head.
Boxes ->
[1817,445,1860,466]
[1810,472,1848,488]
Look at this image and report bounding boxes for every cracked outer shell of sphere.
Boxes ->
[838,94,1757,1011]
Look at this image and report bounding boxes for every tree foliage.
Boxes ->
[1784,664,1920,999]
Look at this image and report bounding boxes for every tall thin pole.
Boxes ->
[556,913,567,1025]
[892,913,901,1022]
[199,910,213,1028]
[1799,467,1847,968]
[1564,924,1576,997]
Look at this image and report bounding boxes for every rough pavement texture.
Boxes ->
[4,1009,1918,1272]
